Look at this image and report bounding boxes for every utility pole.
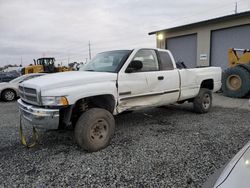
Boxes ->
[234,2,238,14]
[88,41,91,60]
[20,56,23,67]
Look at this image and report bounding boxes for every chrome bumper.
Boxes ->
[17,99,60,130]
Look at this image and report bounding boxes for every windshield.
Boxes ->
[37,58,55,65]
[9,75,29,83]
[80,50,132,73]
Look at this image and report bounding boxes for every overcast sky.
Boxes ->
[0,0,249,66]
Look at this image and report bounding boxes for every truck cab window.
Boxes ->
[133,49,159,72]
[158,51,174,70]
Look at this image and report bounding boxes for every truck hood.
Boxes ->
[20,71,117,91]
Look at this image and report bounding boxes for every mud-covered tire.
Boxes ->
[1,89,16,102]
[222,66,250,98]
[193,88,212,114]
[74,108,115,152]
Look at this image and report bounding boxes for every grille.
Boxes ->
[24,87,36,94]
[19,86,38,105]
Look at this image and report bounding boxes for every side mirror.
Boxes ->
[125,60,143,73]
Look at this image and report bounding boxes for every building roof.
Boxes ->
[148,10,250,35]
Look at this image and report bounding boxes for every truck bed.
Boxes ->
[178,67,222,101]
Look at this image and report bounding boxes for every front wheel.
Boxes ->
[193,88,212,114]
[74,108,115,152]
[1,89,16,102]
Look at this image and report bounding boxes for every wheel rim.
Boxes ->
[202,93,211,110]
[90,119,108,143]
[5,91,15,101]
[226,74,242,91]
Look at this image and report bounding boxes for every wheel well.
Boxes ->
[200,79,214,90]
[74,94,116,113]
[1,88,17,97]
[68,95,115,127]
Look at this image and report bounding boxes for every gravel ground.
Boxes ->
[0,102,250,188]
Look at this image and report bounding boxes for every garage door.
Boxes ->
[166,34,197,68]
[211,24,250,70]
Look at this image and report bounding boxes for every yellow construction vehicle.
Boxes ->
[21,57,72,75]
[222,48,250,98]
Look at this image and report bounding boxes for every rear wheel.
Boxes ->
[193,88,212,114]
[222,66,250,98]
[1,89,16,102]
[74,108,115,152]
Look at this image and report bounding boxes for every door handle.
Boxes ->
[158,76,164,80]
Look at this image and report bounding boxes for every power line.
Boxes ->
[5,1,249,66]
[39,2,249,56]
[54,38,154,61]
[50,1,249,54]
[145,0,249,31]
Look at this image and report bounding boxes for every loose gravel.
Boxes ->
[0,102,250,188]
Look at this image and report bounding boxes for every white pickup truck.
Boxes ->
[18,48,221,151]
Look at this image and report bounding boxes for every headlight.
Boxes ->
[41,96,69,106]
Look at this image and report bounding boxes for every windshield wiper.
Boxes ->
[84,69,95,71]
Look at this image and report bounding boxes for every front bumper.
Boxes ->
[17,99,60,130]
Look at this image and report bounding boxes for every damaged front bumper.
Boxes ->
[17,99,60,130]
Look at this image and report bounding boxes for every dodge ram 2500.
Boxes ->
[18,48,222,151]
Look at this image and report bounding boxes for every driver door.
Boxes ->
[117,71,148,113]
[117,49,158,112]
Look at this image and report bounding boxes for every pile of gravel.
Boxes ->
[0,102,250,187]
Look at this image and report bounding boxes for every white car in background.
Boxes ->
[0,73,45,102]
[203,141,250,188]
